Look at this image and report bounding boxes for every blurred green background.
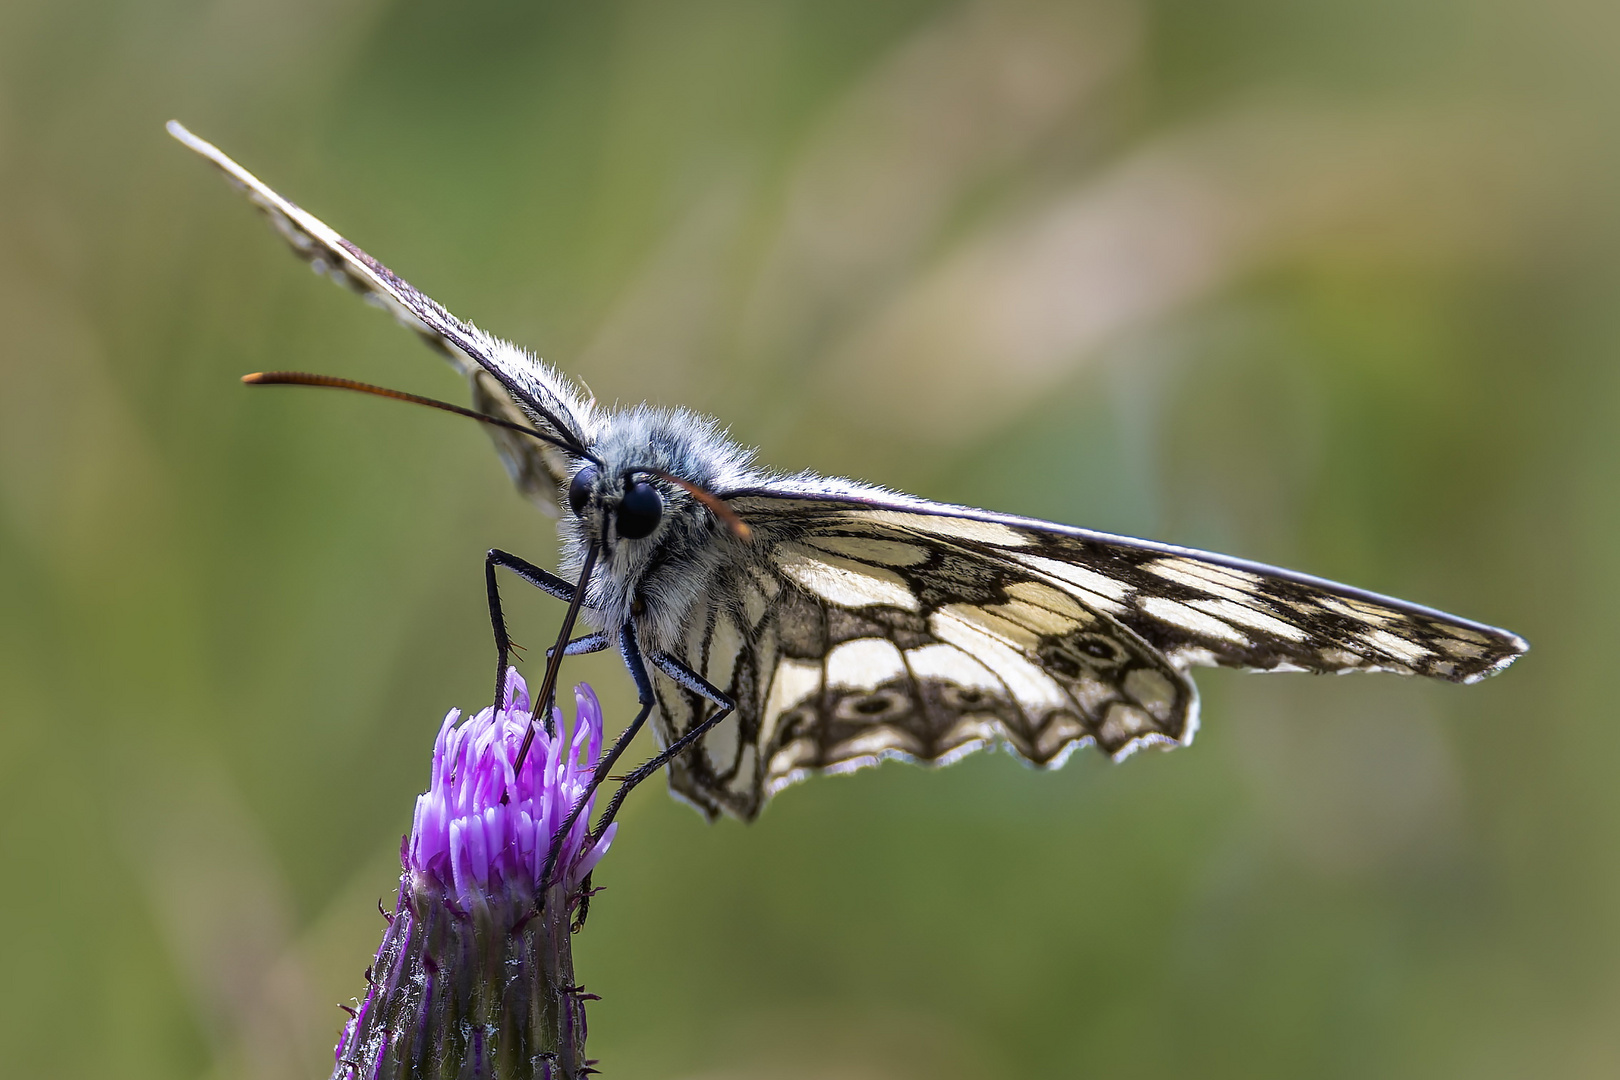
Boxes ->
[1,0,1614,1076]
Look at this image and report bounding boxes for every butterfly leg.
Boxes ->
[539,627,657,892]
[547,631,613,662]
[588,651,735,839]
[485,548,575,716]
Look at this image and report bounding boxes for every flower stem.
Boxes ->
[333,872,591,1079]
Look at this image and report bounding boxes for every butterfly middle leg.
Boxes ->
[588,651,735,840]
[487,550,737,888]
[539,627,659,891]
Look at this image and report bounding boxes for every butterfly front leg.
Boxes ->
[484,548,582,716]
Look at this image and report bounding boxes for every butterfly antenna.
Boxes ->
[243,371,600,462]
[514,541,600,774]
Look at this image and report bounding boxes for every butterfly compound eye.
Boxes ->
[568,465,598,517]
[616,479,662,539]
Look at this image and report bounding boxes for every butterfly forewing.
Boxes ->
[166,121,586,513]
[728,491,1527,680]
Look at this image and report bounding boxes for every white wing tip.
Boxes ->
[166,119,205,149]
[166,120,233,170]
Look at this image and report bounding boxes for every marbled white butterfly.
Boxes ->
[171,122,1526,834]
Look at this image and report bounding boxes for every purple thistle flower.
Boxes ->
[409,672,616,901]
[333,671,613,1080]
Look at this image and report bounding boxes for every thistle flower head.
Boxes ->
[409,671,616,899]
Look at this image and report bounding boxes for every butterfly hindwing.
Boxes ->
[653,585,773,821]
[656,515,1200,821]
[466,370,579,516]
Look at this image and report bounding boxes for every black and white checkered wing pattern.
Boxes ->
[1005,529,1526,683]
[653,553,1196,821]
[660,488,1526,819]
[656,505,1208,821]
[729,491,1527,682]
[168,121,583,513]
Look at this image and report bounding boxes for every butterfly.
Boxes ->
[170,121,1527,833]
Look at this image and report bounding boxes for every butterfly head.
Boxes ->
[559,407,758,617]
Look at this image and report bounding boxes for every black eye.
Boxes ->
[568,465,598,517]
[615,479,663,539]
